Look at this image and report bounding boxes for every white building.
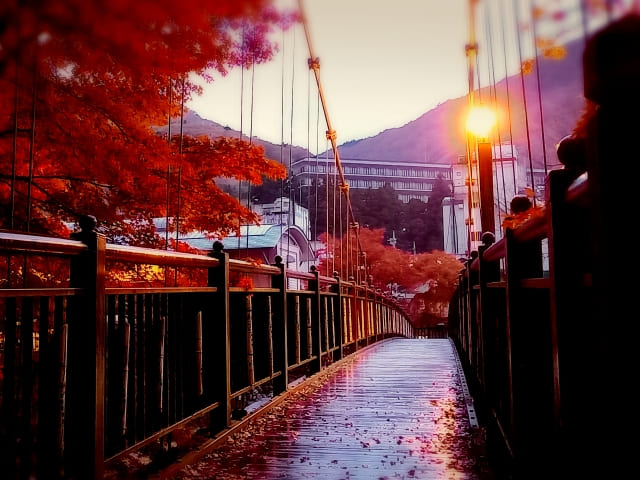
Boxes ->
[173,197,316,277]
[291,155,452,204]
[443,143,525,257]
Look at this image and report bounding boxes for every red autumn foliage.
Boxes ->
[0,0,292,246]
[318,227,463,325]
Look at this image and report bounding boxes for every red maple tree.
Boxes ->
[317,227,463,326]
[0,0,293,245]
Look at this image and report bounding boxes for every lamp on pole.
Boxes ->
[466,104,497,237]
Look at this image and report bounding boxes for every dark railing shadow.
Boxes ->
[448,14,638,479]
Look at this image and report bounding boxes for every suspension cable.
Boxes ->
[11,68,18,231]
[330,145,336,276]
[176,77,185,253]
[498,0,518,195]
[287,26,296,267]
[484,1,509,230]
[465,0,479,253]
[513,0,538,207]
[246,47,256,258]
[297,0,363,275]
[26,63,37,233]
[237,25,245,252]
[165,80,172,255]
[529,0,549,177]
[305,54,311,229]
[313,83,320,245]
[279,25,285,264]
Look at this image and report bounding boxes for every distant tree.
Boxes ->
[317,226,461,304]
[251,178,288,205]
[306,177,345,241]
[351,184,403,243]
[303,178,452,254]
[317,227,413,287]
[409,249,464,328]
[398,199,428,252]
[422,175,452,252]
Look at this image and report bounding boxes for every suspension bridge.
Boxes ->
[1,1,638,479]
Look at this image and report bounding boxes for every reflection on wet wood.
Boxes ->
[172,338,492,480]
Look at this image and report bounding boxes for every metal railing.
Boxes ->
[0,227,413,479]
[448,16,635,478]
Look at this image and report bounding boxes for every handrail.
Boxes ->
[286,269,316,281]
[512,210,547,243]
[566,171,588,206]
[477,238,505,265]
[228,258,281,275]
[106,243,219,268]
[0,230,87,256]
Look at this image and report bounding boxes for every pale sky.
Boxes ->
[187,0,624,154]
[189,0,472,153]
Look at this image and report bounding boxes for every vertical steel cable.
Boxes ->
[173,78,186,285]
[498,0,518,194]
[279,25,286,263]
[176,78,185,251]
[8,66,19,287]
[339,187,344,280]
[465,0,479,253]
[529,0,549,177]
[298,0,363,271]
[578,0,593,42]
[246,42,257,258]
[513,0,538,206]
[287,27,296,266]
[238,24,245,252]
[11,67,19,230]
[331,146,336,276]
[484,0,509,230]
[26,64,37,232]
[164,80,172,286]
[165,80,172,255]
[325,144,330,276]
[313,87,320,247]
[305,54,311,234]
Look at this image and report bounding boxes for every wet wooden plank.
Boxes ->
[171,338,492,479]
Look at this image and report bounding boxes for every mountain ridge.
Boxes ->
[176,37,587,171]
[330,36,587,169]
[156,112,310,165]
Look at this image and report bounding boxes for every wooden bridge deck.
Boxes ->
[154,338,493,479]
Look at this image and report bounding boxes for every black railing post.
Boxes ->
[308,266,322,373]
[271,256,288,395]
[330,272,343,361]
[363,284,371,343]
[374,289,382,340]
[207,241,231,430]
[545,164,591,475]
[503,227,548,476]
[465,252,478,368]
[67,215,106,480]
[375,289,380,338]
[477,233,499,390]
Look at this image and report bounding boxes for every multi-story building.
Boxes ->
[291,155,452,204]
[292,146,549,260]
